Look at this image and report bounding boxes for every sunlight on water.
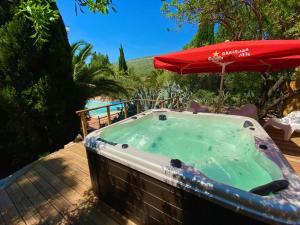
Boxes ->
[100,113,283,191]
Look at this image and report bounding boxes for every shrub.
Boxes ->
[0,1,82,178]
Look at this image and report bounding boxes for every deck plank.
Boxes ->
[18,173,69,225]
[54,150,90,174]
[27,168,78,219]
[0,143,136,225]
[264,126,300,175]
[0,190,26,225]
[24,171,73,225]
[63,149,89,166]
[45,152,90,178]
[68,144,87,158]
[34,164,82,206]
[6,182,46,225]
[0,213,5,225]
[41,160,90,195]
[33,161,119,225]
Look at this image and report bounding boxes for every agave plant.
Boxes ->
[71,40,128,98]
[132,81,192,111]
[133,87,161,110]
[157,81,192,110]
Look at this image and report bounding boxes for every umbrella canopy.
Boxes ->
[154,40,300,74]
[154,55,300,74]
[153,40,300,112]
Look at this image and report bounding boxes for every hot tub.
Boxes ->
[85,109,300,225]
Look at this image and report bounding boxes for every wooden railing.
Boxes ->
[76,97,179,137]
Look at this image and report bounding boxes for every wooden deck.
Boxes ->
[0,126,300,225]
[264,126,300,175]
[0,143,136,225]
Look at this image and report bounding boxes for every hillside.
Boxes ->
[126,56,154,78]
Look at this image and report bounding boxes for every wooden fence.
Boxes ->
[76,97,179,137]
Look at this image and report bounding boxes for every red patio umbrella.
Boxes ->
[153,40,300,112]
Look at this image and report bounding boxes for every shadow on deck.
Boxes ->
[1,126,300,225]
[0,143,135,225]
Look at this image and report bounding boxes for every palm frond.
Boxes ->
[71,41,128,98]
[78,43,93,63]
[71,40,88,57]
[89,78,128,96]
[90,67,115,78]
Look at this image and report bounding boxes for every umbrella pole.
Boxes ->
[216,64,226,113]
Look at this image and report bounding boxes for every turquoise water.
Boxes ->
[100,113,283,191]
[85,100,123,117]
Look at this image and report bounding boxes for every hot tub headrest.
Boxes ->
[250,179,289,196]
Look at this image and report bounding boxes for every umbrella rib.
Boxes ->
[180,63,192,74]
[259,60,272,72]
[179,61,235,74]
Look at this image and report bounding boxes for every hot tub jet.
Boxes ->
[159,114,167,120]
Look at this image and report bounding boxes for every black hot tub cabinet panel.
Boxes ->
[86,149,268,225]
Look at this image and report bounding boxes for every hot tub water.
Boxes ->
[99,113,283,191]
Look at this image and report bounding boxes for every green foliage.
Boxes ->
[0,1,81,178]
[225,72,262,105]
[263,0,300,39]
[134,87,161,110]
[158,81,192,109]
[161,0,300,40]
[145,70,164,89]
[17,0,114,44]
[145,69,173,89]
[71,41,128,98]
[0,1,15,26]
[132,81,192,110]
[170,74,220,94]
[118,44,128,73]
[18,0,59,44]
[193,89,218,106]
[183,21,215,49]
[90,52,111,69]
[161,0,300,115]
[115,67,143,95]
[75,0,115,14]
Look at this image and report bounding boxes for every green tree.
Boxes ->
[180,20,216,100]
[71,41,127,98]
[161,0,300,116]
[17,0,115,44]
[90,52,111,70]
[145,70,165,89]
[184,21,215,49]
[161,0,300,40]
[118,44,128,73]
[115,67,143,96]
[0,1,81,177]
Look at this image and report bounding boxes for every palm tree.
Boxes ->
[71,40,128,98]
[145,69,164,88]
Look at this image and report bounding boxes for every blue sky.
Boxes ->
[56,0,197,62]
